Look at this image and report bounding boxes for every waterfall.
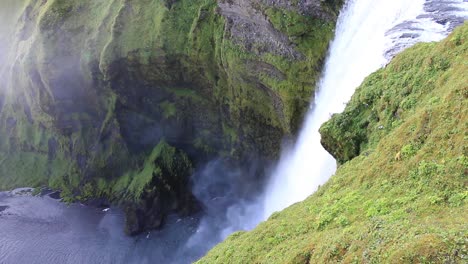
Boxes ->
[1,1,466,264]
[185,0,468,261]
[261,0,468,219]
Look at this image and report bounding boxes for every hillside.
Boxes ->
[199,22,468,263]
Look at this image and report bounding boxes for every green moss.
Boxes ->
[199,23,468,264]
[265,8,312,37]
[38,0,74,31]
[106,139,192,201]
[160,101,177,119]
[0,0,341,231]
[258,8,335,131]
[321,22,468,164]
[166,87,204,102]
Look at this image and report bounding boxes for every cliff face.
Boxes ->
[0,0,342,234]
[199,23,468,263]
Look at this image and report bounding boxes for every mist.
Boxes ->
[179,1,468,262]
[0,4,269,262]
[1,0,467,263]
[0,0,26,73]
[0,158,269,264]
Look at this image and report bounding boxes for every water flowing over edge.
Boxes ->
[260,0,468,220]
[0,1,467,263]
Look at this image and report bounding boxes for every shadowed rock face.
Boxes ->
[0,0,342,234]
[219,0,302,59]
[0,205,9,212]
[218,0,340,58]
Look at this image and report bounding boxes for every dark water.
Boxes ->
[0,159,264,264]
[0,189,208,264]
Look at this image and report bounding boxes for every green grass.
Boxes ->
[198,23,468,264]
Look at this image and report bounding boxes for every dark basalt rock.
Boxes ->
[123,141,200,235]
[39,188,61,200]
[124,193,199,236]
[44,190,61,200]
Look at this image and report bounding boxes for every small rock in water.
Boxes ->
[39,187,53,196]
[11,188,33,196]
[0,205,9,212]
[48,191,61,200]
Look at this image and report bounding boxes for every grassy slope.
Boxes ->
[199,23,468,264]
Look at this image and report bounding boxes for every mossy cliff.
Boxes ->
[0,0,342,234]
[199,23,468,263]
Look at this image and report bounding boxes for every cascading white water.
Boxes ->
[1,1,467,264]
[261,0,468,218]
[151,0,468,260]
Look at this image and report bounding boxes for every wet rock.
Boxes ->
[122,141,201,236]
[39,187,65,199]
[217,0,340,59]
[11,188,33,196]
[47,138,58,160]
[84,198,110,209]
[48,191,61,200]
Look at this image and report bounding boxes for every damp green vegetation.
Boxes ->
[66,139,193,206]
[199,23,468,263]
[258,4,340,131]
[0,0,341,232]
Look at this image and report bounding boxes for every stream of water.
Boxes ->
[0,1,466,263]
[262,0,468,219]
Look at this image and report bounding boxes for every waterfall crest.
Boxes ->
[261,0,468,219]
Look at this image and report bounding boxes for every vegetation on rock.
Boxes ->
[0,0,342,234]
[199,23,468,263]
